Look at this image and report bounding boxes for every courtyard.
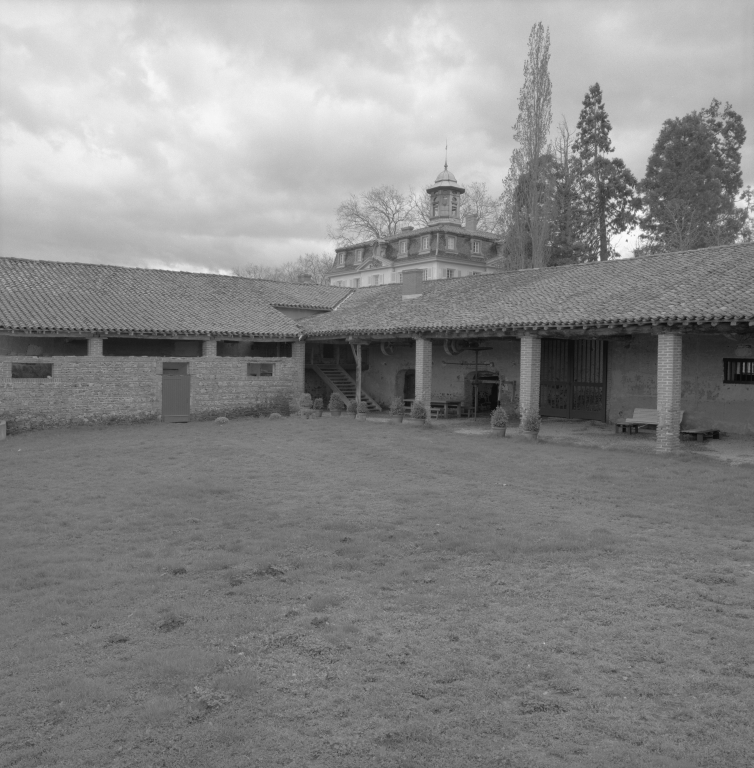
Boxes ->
[1,416,753,767]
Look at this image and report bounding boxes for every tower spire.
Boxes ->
[444,139,448,171]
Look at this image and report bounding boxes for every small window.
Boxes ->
[447,236,456,250]
[445,269,455,279]
[335,280,344,286]
[420,235,430,251]
[371,275,381,286]
[471,240,480,254]
[12,362,53,378]
[337,253,346,266]
[248,363,274,377]
[433,201,439,216]
[355,249,363,263]
[399,240,408,255]
[723,358,754,384]
[398,272,404,283]
[471,271,481,276]
[451,195,458,215]
[353,278,361,288]
[422,269,430,281]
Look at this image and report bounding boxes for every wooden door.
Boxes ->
[162,363,190,423]
[540,340,607,421]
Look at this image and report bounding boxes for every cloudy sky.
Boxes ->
[1,0,752,273]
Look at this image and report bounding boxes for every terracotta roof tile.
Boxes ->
[0,258,350,337]
[302,243,754,337]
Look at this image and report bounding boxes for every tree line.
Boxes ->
[328,22,751,269]
[237,22,751,282]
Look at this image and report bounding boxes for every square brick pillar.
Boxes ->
[202,339,217,357]
[87,337,103,356]
[414,337,433,405]
[292,341,306,396]
[656,332,682,453]
[518,335,541,432]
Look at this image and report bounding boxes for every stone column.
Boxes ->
[87,337,103,356]
[414,337,433,405]
[518,335,541,432]
[202,339,217,357]
[656,332,682,453]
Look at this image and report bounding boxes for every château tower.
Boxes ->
[426,161,465,224]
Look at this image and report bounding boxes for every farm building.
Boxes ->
[2,242,754,451]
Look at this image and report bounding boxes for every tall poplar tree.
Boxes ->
[572,83,640,260]
[501,22,554,269]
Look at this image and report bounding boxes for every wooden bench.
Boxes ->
[614,408,684,434]
[681,428,720,442]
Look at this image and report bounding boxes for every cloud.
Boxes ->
[1,0,752,272]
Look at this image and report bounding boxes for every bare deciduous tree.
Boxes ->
[327,185,415,245]
[234,253,334,284]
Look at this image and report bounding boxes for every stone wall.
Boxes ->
[607,333,754,435]
[0,339,305,434]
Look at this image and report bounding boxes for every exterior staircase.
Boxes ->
[311,363,382,412]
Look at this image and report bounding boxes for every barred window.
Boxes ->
[723,358,754,384]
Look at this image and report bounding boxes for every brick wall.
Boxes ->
[656,332,682,453]
[0,339,305,434]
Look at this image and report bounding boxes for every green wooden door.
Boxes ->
[162,363,190,422]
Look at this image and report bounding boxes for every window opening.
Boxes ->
[248,363,274,377]
[12,362,53,378]
[471,240,480,254]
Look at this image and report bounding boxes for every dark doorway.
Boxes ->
[540,339,607,421]
[403,370,415,399]
[162,362,190,423]
[469,372,499,413]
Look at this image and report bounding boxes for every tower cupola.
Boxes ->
[426,160,465,224]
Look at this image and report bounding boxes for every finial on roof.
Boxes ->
[444,139,448,171]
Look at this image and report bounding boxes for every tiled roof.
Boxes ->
[302,243,754,337]
[0,258,351,337]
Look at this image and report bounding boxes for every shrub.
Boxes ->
[521,409,541,432]
[328,394,346,412]
[346,399,358,414]
[312,397,324,411]
[356,401,368,414]
[389,397,405,416]
[410,400,427,420]
[299,393,313,409]
[490,407,508,428]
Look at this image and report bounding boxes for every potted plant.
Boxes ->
[389,396,405,424]
[356,401,368,421]
[311,397,324,418]
[345,399,358,419]
[490,406,508,437]
[405,400,427,426]
[328,393,346,417]
[299,392,313,419]
[519,409,541,441]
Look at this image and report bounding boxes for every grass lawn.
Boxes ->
[1,416,752,768]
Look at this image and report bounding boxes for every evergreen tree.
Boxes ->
[639,99,747,254]
[572,83,640,260]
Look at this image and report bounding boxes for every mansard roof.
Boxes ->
[303,243,754,338]
[0,257,350,338]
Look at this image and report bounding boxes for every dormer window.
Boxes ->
[447,235,456,251]
[399,240,408,256]
[471,240,480,255]
[420,235,430,252]
[337,252,346,266]
[355,248,363,263]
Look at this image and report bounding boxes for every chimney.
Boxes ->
[465,214,478,232]
[401,225,414,232]
[401,269,424,300]
[297,273,314,284]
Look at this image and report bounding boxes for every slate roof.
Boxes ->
[0,258,351,337]
[302,243,754,338]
